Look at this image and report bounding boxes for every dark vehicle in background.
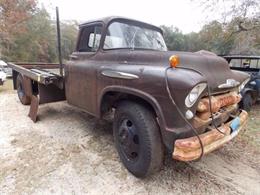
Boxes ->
[223,55,260,111]
[8,15,249,178]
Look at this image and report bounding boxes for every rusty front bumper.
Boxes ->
[172,110,248,161]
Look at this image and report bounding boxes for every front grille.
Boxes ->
[192,91,241,134]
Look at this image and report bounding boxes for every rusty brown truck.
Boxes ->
[8,16,249,178]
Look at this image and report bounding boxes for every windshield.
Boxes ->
[104,22,167,51]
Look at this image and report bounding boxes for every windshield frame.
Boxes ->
[101,19,167,52]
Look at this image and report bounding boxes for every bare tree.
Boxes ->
[193,0,260,54]
[194,0,260,32]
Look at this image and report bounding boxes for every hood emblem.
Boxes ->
[218,79,240,89]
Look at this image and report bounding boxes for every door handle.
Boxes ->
[69,55,78,60]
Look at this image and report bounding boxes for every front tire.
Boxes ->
[113,101,164,178]
[16,74,31,105]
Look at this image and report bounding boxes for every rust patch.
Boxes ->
[173,110,248,161]
[28,95,39,123]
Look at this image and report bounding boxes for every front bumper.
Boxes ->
[172,110,248,161]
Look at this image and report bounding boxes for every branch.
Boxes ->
[238,21,260,31]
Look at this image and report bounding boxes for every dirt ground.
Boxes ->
[0,79,260,195]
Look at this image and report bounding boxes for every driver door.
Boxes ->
[65,23,102,115]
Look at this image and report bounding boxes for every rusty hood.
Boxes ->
[124,50,249,93]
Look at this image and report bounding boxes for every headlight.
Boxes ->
[185,83,207,107]
[239,78,250,92]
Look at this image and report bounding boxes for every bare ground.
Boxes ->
[0,80,260,195]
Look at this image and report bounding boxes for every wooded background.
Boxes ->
[0,0,259,62]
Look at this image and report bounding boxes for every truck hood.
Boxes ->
[124,50,249,93]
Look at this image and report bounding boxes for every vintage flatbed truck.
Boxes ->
[8,15,250,177]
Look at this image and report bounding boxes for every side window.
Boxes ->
[250,59,258,68]
[241,59,250,68]
[229,59,241,67]
[77,25,102,52]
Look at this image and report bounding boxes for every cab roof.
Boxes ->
[79,16,163,34]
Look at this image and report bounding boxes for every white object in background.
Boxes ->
[0,60,12,77]
[0,70,7,84]
[0,60,7,66]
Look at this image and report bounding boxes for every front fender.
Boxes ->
[166,67,207,118]
[98,85,183,149]
[98,85,165,127]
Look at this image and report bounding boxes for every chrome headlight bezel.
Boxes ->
[185,83,207,108]
[238,78,250,92]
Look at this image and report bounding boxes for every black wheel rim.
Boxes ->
[118,119,140,161]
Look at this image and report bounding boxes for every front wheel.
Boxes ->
[113,101,164,178]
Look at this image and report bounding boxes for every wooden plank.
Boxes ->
[14,62,60,69]
[8,62,61,85]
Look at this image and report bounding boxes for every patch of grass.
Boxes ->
[0,79,13,92]
[241,104,260,148]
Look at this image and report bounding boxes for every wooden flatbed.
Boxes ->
[8,62,62,85]
[8,62,65,122]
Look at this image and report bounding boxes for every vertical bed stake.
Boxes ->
[56,7,63,77]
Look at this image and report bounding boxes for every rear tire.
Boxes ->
[113,101,164,178]
[16,74,31,105]
[241,93,253,112]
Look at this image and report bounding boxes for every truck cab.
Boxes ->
[9,16,249,178]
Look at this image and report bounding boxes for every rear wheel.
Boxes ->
[16,74,31,105]
[241,93,253,112]
[113,101,164,178]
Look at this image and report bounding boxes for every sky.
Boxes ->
[38,0,213,33]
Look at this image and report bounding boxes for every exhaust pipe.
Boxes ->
[56,7,63,77]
